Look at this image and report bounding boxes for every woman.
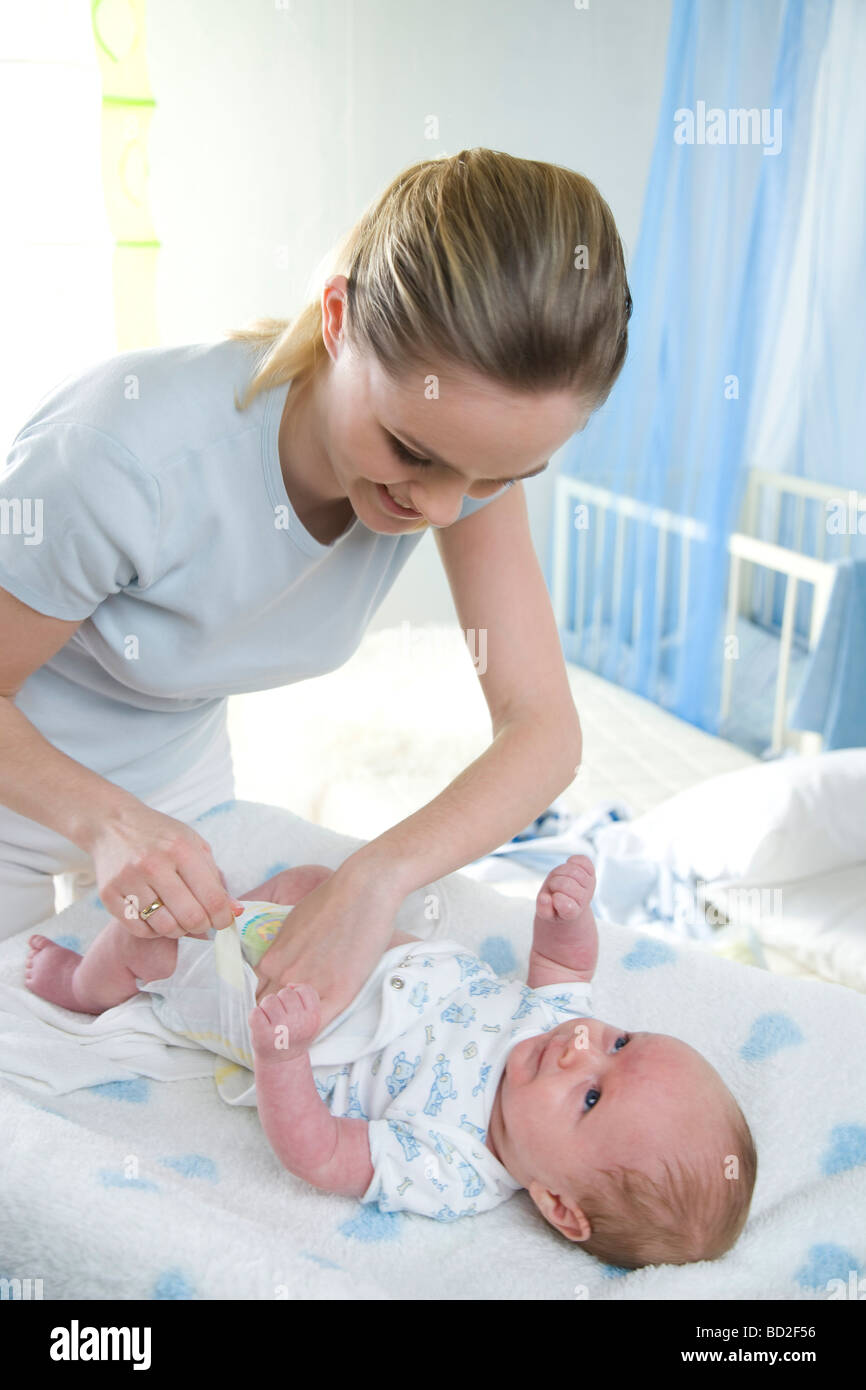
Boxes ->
[0,149,631,1030]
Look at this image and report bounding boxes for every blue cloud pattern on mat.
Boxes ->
[159,1154,219,1183]
[98,1169,158,1193]
[194,800,238,822]
[52,935,81,952]
[478,937,517,976]
[795,1244,861,1290]
[152,1269,196,1299]
[739,1013,803,1062]
[300,1252,343,1269]
[87,1079,150,1102]
[258,861,292,883]
[621,938,677,970]
[339,1208,402,1242]
[820,1125,866,1177]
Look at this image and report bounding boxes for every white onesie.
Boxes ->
[136,900,594,1222]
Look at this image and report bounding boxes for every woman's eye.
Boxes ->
[389,434,520,492]
[389,436,431,467]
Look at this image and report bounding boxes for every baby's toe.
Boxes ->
[26,935,50,970]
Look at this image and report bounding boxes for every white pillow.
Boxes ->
[706,863,866,994]
[592,749,866,886]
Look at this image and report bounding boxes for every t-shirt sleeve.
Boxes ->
[0,421,160,621]
[361,1115,519,1221]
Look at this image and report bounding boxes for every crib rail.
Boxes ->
[552,475,707,673]
[720,532,835,755]
[727,470,864,753]
[552,469,865,758]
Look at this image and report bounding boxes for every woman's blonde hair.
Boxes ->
[227,147,632,529]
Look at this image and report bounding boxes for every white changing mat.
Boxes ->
[1,798,864,1301]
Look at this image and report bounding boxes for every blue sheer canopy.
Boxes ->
[548,0,865,746]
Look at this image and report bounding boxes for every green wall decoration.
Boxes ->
[91,0,160,348]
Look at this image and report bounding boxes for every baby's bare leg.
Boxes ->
[26,921,178,1016]
[238,864,335,904]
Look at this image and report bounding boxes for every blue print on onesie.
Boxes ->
[170,924,595,1224]
[306,936,595,1222]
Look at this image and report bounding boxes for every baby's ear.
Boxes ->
[528,1181,592,1243]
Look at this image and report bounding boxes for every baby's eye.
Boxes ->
[581,1036,630,1112]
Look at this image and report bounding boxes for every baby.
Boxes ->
[25,855,757,1269]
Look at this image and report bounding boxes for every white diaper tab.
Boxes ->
[136,900,293,1077]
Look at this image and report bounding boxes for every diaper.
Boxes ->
[135,900,292,1070]
[135,901,470,1107]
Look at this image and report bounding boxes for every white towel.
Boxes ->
[0,981,215,1094]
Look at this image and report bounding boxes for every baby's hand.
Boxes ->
[529,855,598,987]
[249,983,321,1065]
[534,855,596,926]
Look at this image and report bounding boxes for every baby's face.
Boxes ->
[491,1016,730,1208]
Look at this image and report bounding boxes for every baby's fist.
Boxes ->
[535,854,596,924]
[250,982,321,1064]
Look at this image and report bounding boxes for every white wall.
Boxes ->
[147,0,672,626]
[0,4,115,457]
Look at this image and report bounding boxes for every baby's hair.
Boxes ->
[575,1098,758,1270]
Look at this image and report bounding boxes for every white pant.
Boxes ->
[0,718,236,940]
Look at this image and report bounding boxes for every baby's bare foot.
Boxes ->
[25,935,93,1013]
[535,855,596,924]
[249,982,321,1064]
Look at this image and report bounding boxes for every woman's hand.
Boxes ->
[252,859,404,1029]
[86,799,244,939]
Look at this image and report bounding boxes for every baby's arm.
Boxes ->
[250,984,374,1198]
[527,855,598,990]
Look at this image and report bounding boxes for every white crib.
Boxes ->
[551,467,865,757]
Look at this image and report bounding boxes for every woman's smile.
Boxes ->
[374,481,423,518]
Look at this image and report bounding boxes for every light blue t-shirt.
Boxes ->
[0,339,506,795]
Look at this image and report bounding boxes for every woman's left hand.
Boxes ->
[252,859,404,1029]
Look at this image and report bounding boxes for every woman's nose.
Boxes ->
[410,481,468,528]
